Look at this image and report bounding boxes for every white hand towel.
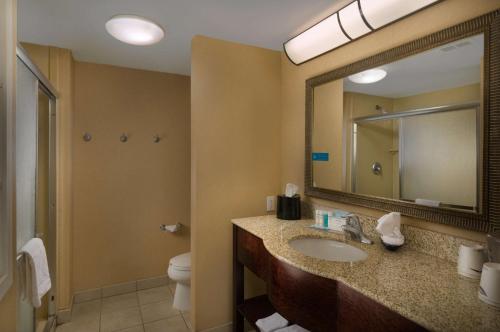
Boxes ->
[376,212,400,236]
[256,312,289,332]
[20,238,51,308]
[415,198,440,207]
[376,212,404,245]
[275,325,310,332]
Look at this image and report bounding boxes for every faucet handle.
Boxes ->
[346,214,361,228]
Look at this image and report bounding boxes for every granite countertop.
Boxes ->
[232,215,500,332]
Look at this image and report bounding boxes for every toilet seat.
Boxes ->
[169,252,190,271]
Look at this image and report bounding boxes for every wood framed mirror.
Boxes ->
[305,10,500,232]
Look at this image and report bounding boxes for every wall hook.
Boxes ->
[83,132,92,142]
[153,134,161,143]
[120,133,128,143]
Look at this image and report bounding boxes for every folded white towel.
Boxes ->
[275,325,310,332]
[376,212,401,236]
[20,238,51,308]
[415,198,440,207]
[256,313,289,332]
[376,212,404,245]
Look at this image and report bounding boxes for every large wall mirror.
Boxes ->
[305,11,500,232]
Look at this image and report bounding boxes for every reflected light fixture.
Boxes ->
[348,68,387,84]
[284,0,440,65]
[105,15,165,46]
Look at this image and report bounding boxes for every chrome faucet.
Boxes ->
[342,214,373,244]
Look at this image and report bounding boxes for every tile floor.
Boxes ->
[56,284,190,332]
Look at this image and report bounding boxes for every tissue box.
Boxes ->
[277,195,301,220]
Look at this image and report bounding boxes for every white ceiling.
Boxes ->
[18,0,351,75]
[343,34,484,98]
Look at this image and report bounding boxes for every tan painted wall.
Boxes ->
[280,0,499,242]
[72,62,191,291]
[20,42,75,311]
[0,0,17,330]
[393,83,480,111]
[191,36,281,330]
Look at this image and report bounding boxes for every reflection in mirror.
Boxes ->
[312,33,483,212]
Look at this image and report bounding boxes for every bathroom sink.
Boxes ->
[288,238,368,262]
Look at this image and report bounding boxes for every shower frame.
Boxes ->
[350,102,481,211]
[16,44,58,332]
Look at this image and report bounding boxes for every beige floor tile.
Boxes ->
[56,319,99,332]
[117,325,145,332]
[140,298,180,323]
[100,306,142,332]
[168,283,176,295]
[71,299,101,323]
[181,312,191,330]
[138,286,172,305]
[102,292,139,313]
[144,316,189,332]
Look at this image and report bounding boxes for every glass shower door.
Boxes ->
[16,57,37,332]
[16,56,57,332]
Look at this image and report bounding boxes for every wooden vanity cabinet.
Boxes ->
[233,225,426,332]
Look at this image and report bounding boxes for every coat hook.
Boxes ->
[120,133,128,143]
[83,132,92,142]
[153,134,161,143]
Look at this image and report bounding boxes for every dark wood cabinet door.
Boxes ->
[268,255,337,332]
[337,282,426,332]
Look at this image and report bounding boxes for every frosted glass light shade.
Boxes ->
[339,1,371,39]
[105,15,165,46]
[348,68,387,84]
[284,0,439,65]
[284,13,350,65]
[360,0,439,29]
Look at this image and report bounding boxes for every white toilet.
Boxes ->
[167,252,191,311]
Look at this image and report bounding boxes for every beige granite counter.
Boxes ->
[232,215,500,332]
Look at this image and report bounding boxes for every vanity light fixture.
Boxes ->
[105,15,165,46]
[348,68,387,84]
[284,0,440,65]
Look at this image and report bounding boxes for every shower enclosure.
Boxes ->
[16,46,57,332]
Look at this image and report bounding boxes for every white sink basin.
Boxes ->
[289,238,368,262]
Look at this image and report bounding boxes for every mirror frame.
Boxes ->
[305,10,500,232]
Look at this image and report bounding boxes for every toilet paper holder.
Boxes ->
[160,223,182,233]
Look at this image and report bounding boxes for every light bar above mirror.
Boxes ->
[284,0,440,65]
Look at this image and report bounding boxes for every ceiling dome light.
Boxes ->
[348,69,387,84]
[105,15,165,46]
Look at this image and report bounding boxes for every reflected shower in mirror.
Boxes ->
[312,33,483,211]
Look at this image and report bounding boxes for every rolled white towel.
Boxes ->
[256,313,289,332]
[376,212,401,236]
[275,325,310,332]
[415,198,440,207]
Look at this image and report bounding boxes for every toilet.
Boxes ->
[167,252,191,311]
